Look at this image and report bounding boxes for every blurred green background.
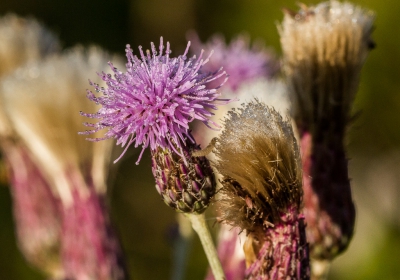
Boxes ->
[1,0,400,279]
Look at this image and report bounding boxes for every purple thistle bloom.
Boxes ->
[81,37,228,164]
[188,32,279,91]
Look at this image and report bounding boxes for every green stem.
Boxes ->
[186,213,225,280]
[171,214,194,280]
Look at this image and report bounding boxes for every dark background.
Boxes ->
[1,0,400,279]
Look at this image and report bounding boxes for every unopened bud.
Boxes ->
[151,139,216,214]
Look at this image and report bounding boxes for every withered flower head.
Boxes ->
[279,0,375,133]
[278,1,374,262]
[215,100,302,231]
[214,100,309,279]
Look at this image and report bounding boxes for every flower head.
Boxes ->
[214,100,309,279]
[279,0,375,133]
[279,1,374,262]
[188,32,279,91]
[81,37,228,164]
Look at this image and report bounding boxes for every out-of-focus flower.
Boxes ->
[1,47,127,280]
[214,101,310,279]
[0,13,60,77]
[279,0,375,269]
[188,32,279,91]
[0,141,64,277]
[81,37,228,165]
[189,32,288,150]
[0,14,63,277]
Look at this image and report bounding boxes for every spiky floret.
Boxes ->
[80,37,228,164]
[279,0,375,134]
[215,100,302,232]
[188,32,279,91]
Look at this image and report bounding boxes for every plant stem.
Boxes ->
[171,214,194,280]
[186,213,225,280]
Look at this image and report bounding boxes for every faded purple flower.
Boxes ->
[81,37,228,164]
[188,32,279,91]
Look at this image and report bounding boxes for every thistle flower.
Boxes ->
[214,100,310,279]
[279,0,375,264]
[188,32,279,92]
[1,47,127,280]
[0,13,60,77]
[81,37,228,165]
[79,38,229,278]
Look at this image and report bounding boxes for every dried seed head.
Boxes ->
[214,100,302,232]
[279,1,375,133]
[151,139,216,214]
[278,1,371,262]
[214,100,309,279]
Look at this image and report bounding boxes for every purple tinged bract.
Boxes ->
[80,37,228,164]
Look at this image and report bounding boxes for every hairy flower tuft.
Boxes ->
[81,37,228,164]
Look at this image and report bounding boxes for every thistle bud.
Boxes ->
[151,139,216,214]
[279,1,375,262]
[214,100,310,279]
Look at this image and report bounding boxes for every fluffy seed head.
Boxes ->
[279,1,375,132]
[215,100,302,232]
[81,37,229,164]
